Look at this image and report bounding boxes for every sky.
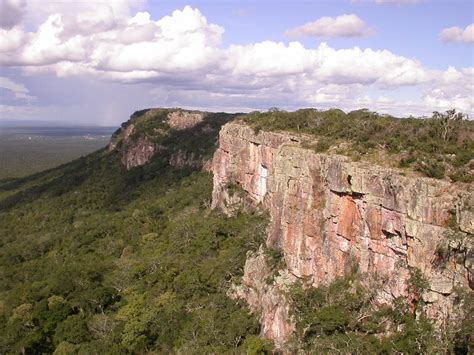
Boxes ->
[0,0,473,126]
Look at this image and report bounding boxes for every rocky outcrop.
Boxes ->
[167,110,204,130]
[109,110,209,170]
[121,136,157,170]
[229,247,296,347]
[212,122,473,346]
[108,123,157,170]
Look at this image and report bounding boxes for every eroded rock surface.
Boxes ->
[167,110,204,130]
[109,123,157,170]
[121,136,157,170]
[109,110,210,170]
[212,122,473,345]
[229,247,296,348]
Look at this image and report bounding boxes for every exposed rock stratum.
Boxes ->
[211,122,473,347]
[108,109,210,170]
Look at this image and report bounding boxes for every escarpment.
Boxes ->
[108,108,235,170]
[211,122,473,346]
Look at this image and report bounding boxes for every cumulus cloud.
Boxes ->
[0,76,35,101]
[440,24,474,44]
[285,14,372,38]
[0,0,26,29]
[1,4,472,118]
[312,43,429,86]
[23,0,145,28]
[0,6,224,73]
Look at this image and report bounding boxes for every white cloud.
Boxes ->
[24,0,145,28]
[440,24,474,44]
[0,76,35,101]
[0,26,27,53]
[285,14,372,38]
[1,4,472,119]
[313,43,428,86]
[225,41,312,77]
[94,7,224,73]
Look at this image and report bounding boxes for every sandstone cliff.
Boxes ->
[108,109,234,171]
[211,122,473,346]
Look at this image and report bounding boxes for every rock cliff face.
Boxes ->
[212,122,473,346]
[108,109,209,170]
[116,124,157,170]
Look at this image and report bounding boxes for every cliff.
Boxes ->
[211,122,473,346]
[108,108,235,170]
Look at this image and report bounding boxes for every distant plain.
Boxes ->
[0,126,116,180]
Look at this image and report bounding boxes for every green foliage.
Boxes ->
[0,136,267,353]
[128,108,172,140]
[243,108,473,181]
[263,247,284,270]
[416,157,446,179]
[408,267,429,296]
[114,109,239,166]
[449,288,474,354]
[53,315,90,345]
[1,108,470,353]
[314,137,332,152]
[399,154,417,168]
[225,181,245,197]
[242,335,274,354]
[289,273,439,353]
[263,246,285,285]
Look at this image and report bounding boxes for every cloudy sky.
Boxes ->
[0,0,472,125]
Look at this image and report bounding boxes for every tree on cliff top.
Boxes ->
[432,109,466,142]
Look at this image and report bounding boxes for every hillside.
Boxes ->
[0,108,472,354]
[0,110,269,353]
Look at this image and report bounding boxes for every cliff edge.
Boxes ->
[211,121,473,346]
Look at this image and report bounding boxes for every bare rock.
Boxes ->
[212,122,473,346]
[229,247,296,347]
[167,111,204,130]
[121,136,156,170]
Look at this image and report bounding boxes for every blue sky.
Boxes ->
[0,0,472,125]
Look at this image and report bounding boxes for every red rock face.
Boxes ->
[109,111,211,170]
[213,122,473,346]
[121,136,156,170]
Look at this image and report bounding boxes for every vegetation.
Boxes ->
[263,246,286,285]
[0,155,265,353]
[1,108,472,353]
[288,270,471,354]
[242,108,474,182]
[433,229,471,270]
[114,108,238,162]
[0,120,268,353]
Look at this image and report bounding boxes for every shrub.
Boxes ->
[242,109,473,180]
[242,335,274,354]
[289,272,437,353]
